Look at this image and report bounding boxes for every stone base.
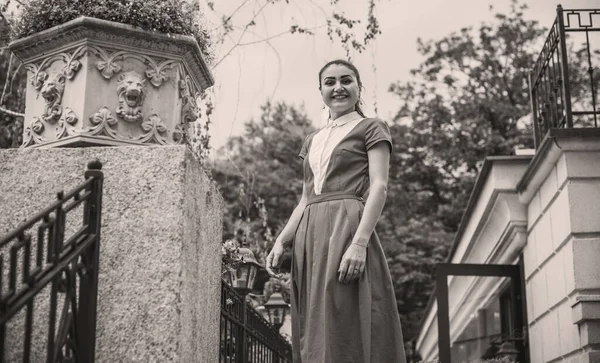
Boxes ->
[0,145,223,362]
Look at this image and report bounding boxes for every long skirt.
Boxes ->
[291,196,407,363]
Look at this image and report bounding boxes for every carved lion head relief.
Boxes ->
[116,70,146,123]
[40,72,66,123]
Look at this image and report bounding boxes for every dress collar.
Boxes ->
[327,111,363,128]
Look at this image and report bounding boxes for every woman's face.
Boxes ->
[320,64,360,119]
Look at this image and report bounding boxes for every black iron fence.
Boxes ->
[529,6,600,147]
[0,161,103,363]
[220,281,292,363]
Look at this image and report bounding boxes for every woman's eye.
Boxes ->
[342,79,352,84]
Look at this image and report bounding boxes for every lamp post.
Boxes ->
[497,340,519,362]
[264,292,289,332]
[264,291,289,363]
[224,246,262,363]
[481,341,499,359]
[224,246,262,294]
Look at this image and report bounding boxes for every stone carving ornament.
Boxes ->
[90,45,178,88]
[179,69,200,124]
[116,71,146,123]
[88,107,119,139]
[56,108,79,139]
[136,114,168,144]
[22,45,86,129]
[22,117,45,147]
[11,18,214,149]
[22,107,79,147]
[40,71,66,123]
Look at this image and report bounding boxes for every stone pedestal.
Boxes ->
[0,145,223,362]
[8,17,213,148]
[519,129,600,363]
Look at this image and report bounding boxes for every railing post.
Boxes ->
[528,70,541,148]
[235,296,248,363]
[78,160,103,363]
[435,265,451,363]
[556,4,573,128]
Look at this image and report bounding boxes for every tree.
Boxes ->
[211,101,314,265]
[0,14,25,149]
[381,0,550,341]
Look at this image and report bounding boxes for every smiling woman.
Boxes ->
[266,59,406,363]
[319,59,366,120]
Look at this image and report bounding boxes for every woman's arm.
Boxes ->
[352,142,390,246]
[266,181,308,276]
[275,181,308,247]
[338,141,390,283]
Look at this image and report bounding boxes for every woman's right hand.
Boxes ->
[266,240,285,278]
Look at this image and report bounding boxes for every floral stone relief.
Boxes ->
[11,18,213,148]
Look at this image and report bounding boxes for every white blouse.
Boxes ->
[308,111,365,195]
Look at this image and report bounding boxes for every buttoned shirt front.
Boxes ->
[308,111,365,195]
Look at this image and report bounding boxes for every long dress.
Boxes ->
[291,112,407,363]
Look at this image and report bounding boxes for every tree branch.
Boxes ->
[237,24,326,46]
[211,0,272,69]
[0,104,24,117]
[207,0,252,33]
[1,51,14,104]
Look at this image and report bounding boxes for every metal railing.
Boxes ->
[220,282,292,363]
[0,161,103,363]
[529,6,600,147]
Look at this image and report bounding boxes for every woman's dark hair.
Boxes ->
[318,59,366,118]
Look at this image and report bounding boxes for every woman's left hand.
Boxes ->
[338,243,367,283]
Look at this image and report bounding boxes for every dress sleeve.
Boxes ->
[299,134,311,160]
[365,118,393,154]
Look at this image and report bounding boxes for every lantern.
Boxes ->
[224,246,262,295]
[497,340,519,361]
[264,292,289,331]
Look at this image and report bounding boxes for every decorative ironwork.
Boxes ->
[221,281,292,363]
[529,6,600,147]
[0,161,103,363]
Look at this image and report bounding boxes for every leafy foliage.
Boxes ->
[211,101,314,266]
[10,0,213,63]
[383,0,545,341]
[0,16,25,149]
[221,239,245,275]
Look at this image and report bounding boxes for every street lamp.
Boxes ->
[224,246,262,295]
[264,292,289,331]
[223,246,262,363]
[497,340,519,361]
[481,341,499,359]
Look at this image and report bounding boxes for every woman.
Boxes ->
[266,59,406,363]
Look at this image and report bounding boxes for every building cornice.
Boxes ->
[8,16,214,91]
[517,128,600,204]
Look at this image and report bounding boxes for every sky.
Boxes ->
[202,0,597,150]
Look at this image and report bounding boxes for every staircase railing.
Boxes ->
[0,161,103,363]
